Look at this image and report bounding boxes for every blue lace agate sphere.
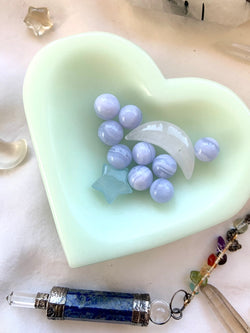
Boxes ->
[194,137,220,162]
[94,93,120,120]
[98,120,124,146]
[152,154,177,179]
[132,142,156,165]
[107,144,132,169]
[118,105,142,129]
[128,166,153,191]
[150,178,174,203]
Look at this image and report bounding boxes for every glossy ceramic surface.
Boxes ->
[23,32,250,267]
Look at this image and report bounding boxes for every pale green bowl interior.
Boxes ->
[23,32,250,267]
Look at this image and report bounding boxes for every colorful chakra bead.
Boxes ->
[190,271,207,286]
[228,239,242,252]
[118,105,142,129]
[149,179,174,203]
[233,218,248,234]
[200,264,211,276]
[217,236,226,252]
[226,228,237,241]
[152,154,177,179]
[132,142,156,165]
[94,94,120,120]
[194,137,220,162]
[190,271,201,284]
[107,144,132,169]
[189,283,199,294]
[217,253,227,265]
[201,278,208,287]
[98,120,124,146]
[128,165,153,191]
[207,253,217,266]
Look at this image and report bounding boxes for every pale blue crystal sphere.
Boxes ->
[118,105,142,129]
[94,93,120,120]
[132,142,156,165]
[150,179,174,203]
[128,165,153,191]
[98,120,124,146]
[107,144,132,169]
[152,154,177,179]
[194,137,220,162]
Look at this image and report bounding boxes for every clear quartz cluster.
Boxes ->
[6,291,36,308]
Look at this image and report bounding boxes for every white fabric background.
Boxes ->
[0,1,250,332]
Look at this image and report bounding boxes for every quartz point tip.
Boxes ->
[6,291,36,308]
[201,284,250,333]
[6,292,13,305]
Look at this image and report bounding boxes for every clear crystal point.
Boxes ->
[201,284,250,333]
[6,291,36,308]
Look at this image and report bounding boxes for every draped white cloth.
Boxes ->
[0,1,249,332]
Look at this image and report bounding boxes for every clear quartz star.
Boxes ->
[24,7,53,37]
[92,164,133,203]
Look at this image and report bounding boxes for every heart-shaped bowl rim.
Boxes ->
[23,32,250,267]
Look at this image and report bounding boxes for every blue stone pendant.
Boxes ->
[46,287,150,326]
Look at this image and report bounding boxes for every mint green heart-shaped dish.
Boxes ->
[23,32,250,267]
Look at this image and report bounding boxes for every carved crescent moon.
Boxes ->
[125,121,195,180]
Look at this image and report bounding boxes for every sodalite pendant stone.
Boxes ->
[45,286,150,326]
[63,289,150,326]
[194,137,220,162]
[64,289,133,322]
